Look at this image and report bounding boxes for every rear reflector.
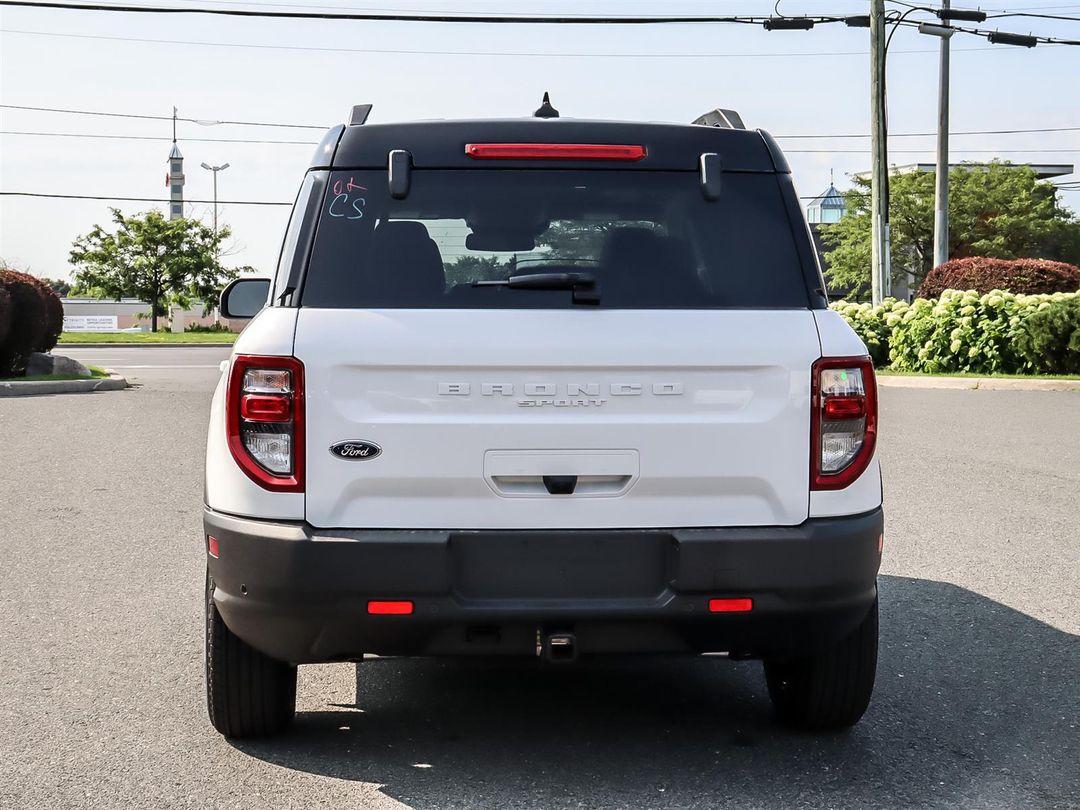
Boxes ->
[367,600,414,615]
[465,143,646,161]
[709,598,753,613]
[207,535,220,559]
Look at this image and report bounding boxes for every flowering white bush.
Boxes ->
[831,289,1080,374]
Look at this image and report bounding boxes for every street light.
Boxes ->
[200,161,230,240]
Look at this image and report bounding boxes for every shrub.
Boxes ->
[889,290,1025,374]
[23,274,64,351]
[918,257,1080,299]
[0,269,50,376]
[186,321,233,333]
[1013,293,1080,374]
[830,298,908,367]
[832,289,1080,375]
[0,286,12,348]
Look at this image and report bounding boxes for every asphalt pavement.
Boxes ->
[2,346,1078,809]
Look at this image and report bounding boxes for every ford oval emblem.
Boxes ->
[329,441,382,461]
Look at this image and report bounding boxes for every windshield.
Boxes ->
[300,169,808,308]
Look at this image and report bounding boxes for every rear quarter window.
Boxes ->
[300,169,809,309]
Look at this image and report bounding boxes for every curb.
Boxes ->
[0,372,129,397]
[58,342,235,348]
[878,375,1080,392]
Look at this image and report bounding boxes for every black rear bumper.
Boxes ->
[204,507,883,664]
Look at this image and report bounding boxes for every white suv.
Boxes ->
[204,103,883,738]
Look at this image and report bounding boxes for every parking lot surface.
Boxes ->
[2,347,1078,809]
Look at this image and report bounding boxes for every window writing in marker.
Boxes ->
[328,192,366,220]
[332,177,366,195]
[327,177,367,220]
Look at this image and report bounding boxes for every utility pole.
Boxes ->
[200,162,230,251]
[869,0,890,304]
[933,0,951,269]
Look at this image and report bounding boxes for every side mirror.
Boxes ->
[220,278,271,319]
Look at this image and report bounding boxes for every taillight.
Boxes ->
[226,355,304,492]
[709,598,753,613]
[811,356,877,490]
[464,143,647,161]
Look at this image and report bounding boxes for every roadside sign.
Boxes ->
[63,315,119,332]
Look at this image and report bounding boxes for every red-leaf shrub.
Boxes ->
[0,286,12,348]
[918,257,1080,299]
[23,274,64,351]
[0,270,55,377]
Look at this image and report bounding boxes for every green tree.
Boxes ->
[69,210,239,331]
[821,162,1080,299]
[37,276,72,297]
[444,254,515,286]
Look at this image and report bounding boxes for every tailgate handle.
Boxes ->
[542,475,577,495]
[488,474,633,497]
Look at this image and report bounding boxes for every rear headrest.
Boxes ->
[374,220,432,247]
[365,220,445,303]
[599,227,701,304]
[600,228,668,268]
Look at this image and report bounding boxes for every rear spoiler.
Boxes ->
[692,109,746,130]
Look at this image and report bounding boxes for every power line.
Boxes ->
[0,103,326,129]
[5,188,1075,206]
[0,2,845,24]
[986,9,1080,20]
[3,1,1078,46]
[5,102,1080,143]
[778,125,1080,139]
[4,129,1079,150]
[894,17,1080,45]
[0,130,316,144]
[786,148,1080,153]
[2,24,1067,59]
[887,0,1080,21]
[0,191,291,205]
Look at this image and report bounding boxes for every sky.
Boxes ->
[1,0,1078,281]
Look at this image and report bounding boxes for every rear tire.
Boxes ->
[763,595,878,731]
[205,572,297,738]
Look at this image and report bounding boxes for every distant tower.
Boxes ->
[806,171,846,224]
[166,107,185,220]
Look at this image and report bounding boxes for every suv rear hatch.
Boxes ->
[294,157,822,530]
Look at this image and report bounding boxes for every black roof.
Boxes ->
[310,118,788,174]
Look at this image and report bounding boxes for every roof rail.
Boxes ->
[692,109,746,130]
[348,104,372,126]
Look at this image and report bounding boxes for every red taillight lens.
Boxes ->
[464,143,647,161]
[207,535,220,559]
[226,355,304,493]
[367,600,414,615]
[811,356,877,490]
[709,598,753,613]
[823,395,866,420]
[240,393,292,422]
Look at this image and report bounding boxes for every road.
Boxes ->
[2,346,1079,809]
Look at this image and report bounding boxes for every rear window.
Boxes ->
[300,169,808,308]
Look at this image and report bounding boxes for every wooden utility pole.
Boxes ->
[933,0,952,269]
[870,0,890,304]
